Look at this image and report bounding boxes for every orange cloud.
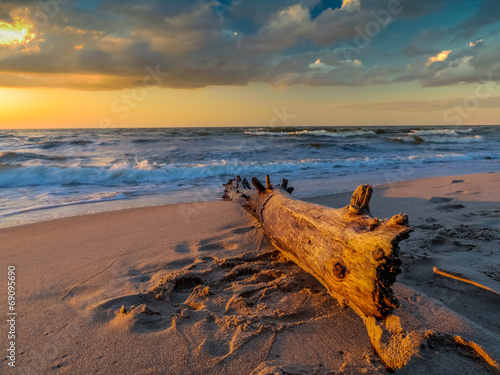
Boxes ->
[426,50,452,66]
[468,39,483,47]
[341,0,360,10]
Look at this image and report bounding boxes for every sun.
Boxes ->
[0,8,36,48]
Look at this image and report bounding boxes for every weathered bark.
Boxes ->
[223,175,412,319]
[223,175,416,370]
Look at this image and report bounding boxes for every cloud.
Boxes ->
[403,28,448,57]
[426,50,452,66]
[309,58,335,71]
[341,0,361,11]
[0,1,383,90]
[244,2,380,51]
[468,39,483,47]
[229,0,321,23]
[396,35,500,87]
[243,4,312,52]
[359,0,447,18]
[0,0,498,91]
[309,58,362,71]
[0,7,39,53]
[0,71,136,90]
[451,0,500,41]
[335,96,500,111]
[270,57,400,88]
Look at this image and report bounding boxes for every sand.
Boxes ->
[1,172,499,374]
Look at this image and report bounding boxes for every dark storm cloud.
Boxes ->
[0,0,499,90]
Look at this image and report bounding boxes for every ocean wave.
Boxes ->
[0,154,491,188]
[0,192,125,217]
[38,140,93,148]
[244,129,375,137]
[410,128,473,136]
[70,140,93,145]
[390,135,483,144]
[132,139,161,144]
[0,151,71,164]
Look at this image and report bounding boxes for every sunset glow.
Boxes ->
[1,3,499,373]
[426,50,452,66]
[341,0,360,10]
[0,1,498,128]
[0,9,35,47]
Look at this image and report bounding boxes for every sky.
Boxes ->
[0,0,499,128]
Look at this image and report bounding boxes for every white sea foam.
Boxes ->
[410,128,473,136]
[0,192,125,217]
[0,154,490,188]
[424,135,483,143]
[244,129,375,137]
[391,135,483,144]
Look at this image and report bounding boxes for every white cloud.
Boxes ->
[245,4,312,51]
[245,2,372,51]
[308,58,336,72]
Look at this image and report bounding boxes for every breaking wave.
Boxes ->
[390,135,483,144]
[410,128,473,136]
[0,154,492,188]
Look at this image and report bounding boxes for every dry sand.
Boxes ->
[1,172,499,374]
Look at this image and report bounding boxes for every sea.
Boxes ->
[1,126,499,228]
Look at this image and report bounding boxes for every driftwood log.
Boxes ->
[223,175,412,318]
[223,175,415,370]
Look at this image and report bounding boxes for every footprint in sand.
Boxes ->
[91,250,339,354]
[415,223,444,230]
[129,274,152,283]
[196,238,238,252]
[169,275,205,305]
[199,338,231,357]
[197,242,225,251]
[231,226,256,234]
[427,197,466,211]
[174,242,190,253]
[250,361,335,375]
[436,204,466,211]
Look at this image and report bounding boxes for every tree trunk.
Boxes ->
[223,175,412,318]
[223,175,416,370]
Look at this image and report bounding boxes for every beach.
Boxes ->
[1,172,499,374]
[2,0,500,372]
